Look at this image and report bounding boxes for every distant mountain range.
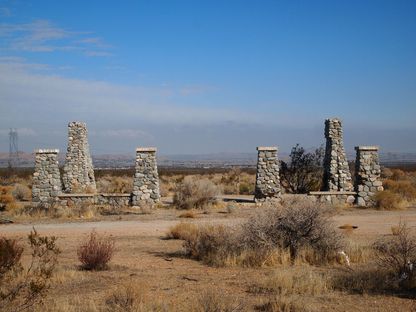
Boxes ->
[1,151,416,168]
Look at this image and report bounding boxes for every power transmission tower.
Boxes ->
[8,128,19,168]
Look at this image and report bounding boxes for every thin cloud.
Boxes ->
[0,7,11,17]
[0,59,264,126]
[0,19,111,56]
[94,129,154,140]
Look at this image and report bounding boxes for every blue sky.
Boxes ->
[0,0,415,155]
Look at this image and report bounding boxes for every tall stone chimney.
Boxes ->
[62,122,96,193]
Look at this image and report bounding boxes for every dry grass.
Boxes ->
[105,281,147,312]
[166,222,199,240]
[178,210,197,218]
[193,290,244,312]
[375,190,407,210]
[249,267,332,296]
[257,295,310,312]
[0,186,16,210]
[332,267,392,294]
[96,175,133,193]
[344,239,374,264]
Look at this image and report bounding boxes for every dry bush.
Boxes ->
[280,144,324,193]
[375,190,406,210]
[0,186,15,210]
[381,167,394,179]
[166,222,199,241]
[373,222,416,289]
[241,202,343,262]
[0,229,60,312]
[77,230,115,270]
[105,281,146,312]
[181,201,342,267]
[12,183,31,201]
[391,169,406,180]
[173,176,220,210]
[383,179,416,202]
[249,267,331,296]
[0,237,24,277]
[96,175,133,193]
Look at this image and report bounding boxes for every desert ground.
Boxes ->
[2,203,416,311]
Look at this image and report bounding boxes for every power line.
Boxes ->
[8,128,19,168]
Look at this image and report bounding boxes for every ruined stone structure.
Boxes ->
[354,146,383,207]
[32,149,62,204]
[62,122,96,193]
[132,148,160,205]
[254,147,281,201]
[323,118,353,192]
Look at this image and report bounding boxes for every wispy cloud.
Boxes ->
[0,7,11,17]
[179,85,217,96]
[0,58,262,126]
[91,129,154,140]
[0,19,111,56]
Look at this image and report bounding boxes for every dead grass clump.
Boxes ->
[12,183,31,201]
[383,179,416,202]
[249,267,331,296]
[331,267,391,294]
[0,237,23,276]
[257,296,309,312]
[96,175,133,193]
[178,210,197,218]
[105,281,146,312]
[166,222,199,241]
[173,176,220,210]
[0,186,15,210]
[193,290,244,312]
[77,230,115,270]
[391,169,406,180]
[375,190,406,210]
[373,222,416,289]
[183,224,239,266]
[344,240,374,264]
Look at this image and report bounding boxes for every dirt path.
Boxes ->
[2,207,416,238]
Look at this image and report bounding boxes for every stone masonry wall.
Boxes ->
[323,118,353,192]
[62,122,96,193]
[254,147,281,201]
[354,146,383,207]
[132,148,160,205]
[32,149,62,204]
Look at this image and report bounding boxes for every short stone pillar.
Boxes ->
[132,148,160,205]
[32,149,62,204]
[354,146,383,207]
[254,147,281,201]
[323,118,353,191]
[62,122,96,193]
